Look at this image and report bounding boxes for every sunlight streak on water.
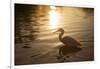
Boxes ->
[49,6,60,30]
[50,6,56,10]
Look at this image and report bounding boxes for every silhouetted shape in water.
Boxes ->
[22,46,31,48]
[55,28,82,60]
[55,28,81,47]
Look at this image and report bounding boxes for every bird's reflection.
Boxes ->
[57,45,82,60]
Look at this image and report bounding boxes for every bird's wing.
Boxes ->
[62,36,81,47]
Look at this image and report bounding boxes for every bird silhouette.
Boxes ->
[55,28,81,48]
[55,28,82,61]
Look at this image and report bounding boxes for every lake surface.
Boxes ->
[15,4,94,65]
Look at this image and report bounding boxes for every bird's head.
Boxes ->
[57,28,64,32]
[53,28,64,33]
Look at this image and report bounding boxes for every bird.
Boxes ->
[55,28,81,48]
[54,28,82,60]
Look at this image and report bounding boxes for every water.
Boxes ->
[15,4,94,65]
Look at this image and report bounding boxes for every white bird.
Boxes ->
[55,28,81,48]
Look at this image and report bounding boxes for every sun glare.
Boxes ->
[49,6,59,29]
[50,6,56,10]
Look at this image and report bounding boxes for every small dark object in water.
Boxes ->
[66,56,70,58]
[22,46,31,48]
[30,54,40,58]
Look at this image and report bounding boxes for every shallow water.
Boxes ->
[15,4,94,65]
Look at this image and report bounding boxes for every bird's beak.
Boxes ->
[52,30,59,33]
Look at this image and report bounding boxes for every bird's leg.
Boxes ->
[57,47,63,59]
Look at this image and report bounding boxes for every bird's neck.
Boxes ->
[59,32,64,41]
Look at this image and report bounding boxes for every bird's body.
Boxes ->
[56,28,81,47]
[60,36,81,47]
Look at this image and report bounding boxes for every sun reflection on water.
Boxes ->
[49,6,59,30]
